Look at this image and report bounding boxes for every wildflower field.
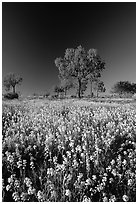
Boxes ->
[2,99,136,202]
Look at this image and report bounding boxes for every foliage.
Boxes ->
[3,73,23,94]
[60,79,74,96]
[55,46,105,98]
[87,49,105,97]
[111,81,136,96]
[4,92,19,100]
[44,92,50,98]
[94,80,106,97]
[54,85,64,98]
[2,100,136,202]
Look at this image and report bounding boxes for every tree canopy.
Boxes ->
[3,73,23,94]
[55,45,105,98]
[111,81,136,95]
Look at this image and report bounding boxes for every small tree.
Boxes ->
[111,81,136,96]
[4,73,22,94]
[44,91,50,98]
[54,85,64,98]
[94,80,106,97]
[54,85,60,97]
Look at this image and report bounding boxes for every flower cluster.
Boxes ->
[2,99,136,201]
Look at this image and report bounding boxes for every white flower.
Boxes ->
[65,189,71,197]
[103,196,108,202]
[92,175,97,180]
[82,196,91,202]
[109,195,116,202]
[122,195,129,202]
[6,185,11,191]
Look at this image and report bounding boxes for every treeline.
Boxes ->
[3,45,136,100]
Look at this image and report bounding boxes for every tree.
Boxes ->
[44,92,50,98]
[54,85,60,97]
[111,81,136,96]
[87,49,105,97]
[54,85,64,98]
[94,80,106,97]
[60,78,74,97]
[4,73,22,94]
[55,45,106,98]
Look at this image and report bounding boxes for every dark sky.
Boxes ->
[2,2,136,96]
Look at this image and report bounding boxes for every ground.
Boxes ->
[2,98,136,202]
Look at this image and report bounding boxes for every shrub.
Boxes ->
[70,95,77,98]
[4,92,19,100]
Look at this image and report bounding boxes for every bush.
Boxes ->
[70,95,77,98]
[4,92,19,100]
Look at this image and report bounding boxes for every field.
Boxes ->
[2,98,136,202]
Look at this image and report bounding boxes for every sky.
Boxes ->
[2,2,136,96]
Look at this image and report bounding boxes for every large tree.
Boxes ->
[87,49,105,97]
[111,81,136,96]
[55,45,105,98]
[3,73,22,94]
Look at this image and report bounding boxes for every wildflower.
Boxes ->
[110,159,115,165]
[77,173,83,180]
[122,195,129,202]
[28,187,36,195]
[37,190,44,201]
[109,195,116,202]
[47,168,54,176]
[6,184,11,191]
[30,161,35,169]
[76,145,82,152]
[106,166,112,171]
[85,178,92,186]
[7,154,14,163]
[102,176,107,182]
[65,189,71,197]
[17,160,22,168]
[21,192,28,201]
[14,179,20,188]
[12,192,20,201]
[51,190,57,198]
[109,177,114,183]
[123,151,127,155]
[24,177,32,187]
[122,159,127,166]
[103,196,108,202]
[82,195,91,202]
[111,169,117,176]
[23,159,27,166]
[128,179,133,186]
[8,175,14,184]
[96,183,104,192]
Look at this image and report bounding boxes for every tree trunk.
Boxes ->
[64,88,67,97]
[78,79,81,98]
[97,90,99,97]
[12,85,16,94]
[90,80,93,98]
